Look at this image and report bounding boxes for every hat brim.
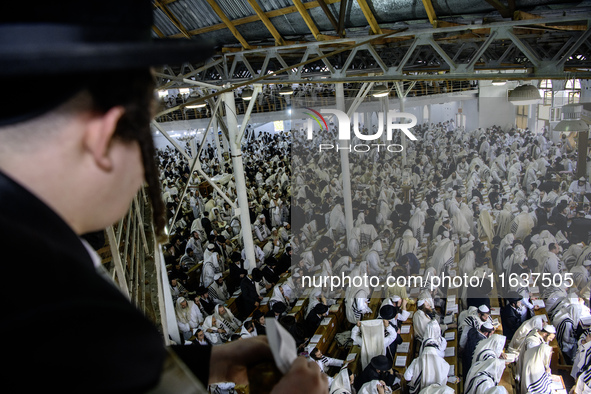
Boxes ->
[0,39,215,75]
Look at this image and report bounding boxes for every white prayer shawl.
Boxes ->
[345,262,372,323]
[270,284,289,307]
[359,320,385,370]
[413,309,434,341]
[174,298,202,333]
[200,259,216,288]
[553,303,583,360]
[496,204,514,239]
[450,203,470,235]
[572,337,591,379]
[240,324,257,338]
[409,210,426,240]
[209,281,230,305]
[574,368,591,394]
[464,358,506,394]
[399,229,419,257]
[365,249,386,276]
[496,234,514,275]
[505,244,527,276]
[458,306,478,339]
[404,347,450,394]
[520,344,553,394]
[330,204,346,235]
[202,315,224,344]
[430,239,455,275]
[472,334,506,365]
[329,368,353,394]
[420,319,447,358]
[461,203,475,235]
[459,250,476,277]
[511,211,534,240]
[214,304,241,332]
[418,384,454,394]
[358,380,393,394]
[478,210,495,243]
[507,315,546,354]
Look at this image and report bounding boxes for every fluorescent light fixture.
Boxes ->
[553,119,588,132]
[371,85,389,97]
[492,80,506,86]
[185,103,206,109]
[508,84,542,105]
[242,88,253,100]
[279,85,294,95]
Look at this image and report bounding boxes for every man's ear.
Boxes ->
[83,106,125,171]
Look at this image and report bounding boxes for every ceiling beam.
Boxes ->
[484,0,513,18]
[153,0,192,39]
[317,0,341,34]
[356,0,382,35]
[337,0,347,37]
[246,0,286,46]
[421,0,438,27]
[292,0,322,40]
[167,0,342,39]
[205,0,251,50]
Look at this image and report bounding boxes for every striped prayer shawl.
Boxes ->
[464,371,495,394]
[526,371,552,394]
[557,317,574,348]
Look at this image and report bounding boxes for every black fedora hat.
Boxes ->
[370,355,391,370]
[0,0,215,76]
[379,304,395,320]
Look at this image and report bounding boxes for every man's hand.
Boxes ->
[209,336,273,386]
[270,357,328,394]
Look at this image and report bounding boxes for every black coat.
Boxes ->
[354,365,395,391]
[501,303,523,341]
[0,171,212,391]
[462,328,486,379]
[240,276,260,313]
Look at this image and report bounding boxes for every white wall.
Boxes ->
[478,81,519,129]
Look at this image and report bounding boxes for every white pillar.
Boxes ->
[335,83,354,244]
[223,89,257,272]
[212,117,224,164]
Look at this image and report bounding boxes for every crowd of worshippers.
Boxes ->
[157,132,296,348]
[285,119,591,393]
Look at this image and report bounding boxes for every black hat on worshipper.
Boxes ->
[370,355,391,371]
[196,286,208,296]
[272,301,287,314]
[379,304,396,320]
[505,291,522,304]
[312,303,329,315]
[0,0,215,126]
[1,0,214,76]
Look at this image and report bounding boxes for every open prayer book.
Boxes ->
[444,347,455,357]
[397,342,410,353]
[394,355,407,367]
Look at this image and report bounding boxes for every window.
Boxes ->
[516,105,529,129]
[539,79,552,106]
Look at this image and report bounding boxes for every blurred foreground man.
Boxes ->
[0,1,326,393]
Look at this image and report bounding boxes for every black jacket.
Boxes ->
[354,364,395,391]
[240,276,260,313]
[0,171,211,392]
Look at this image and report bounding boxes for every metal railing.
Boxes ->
[154,80,477,123]
[98,187,168,337]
